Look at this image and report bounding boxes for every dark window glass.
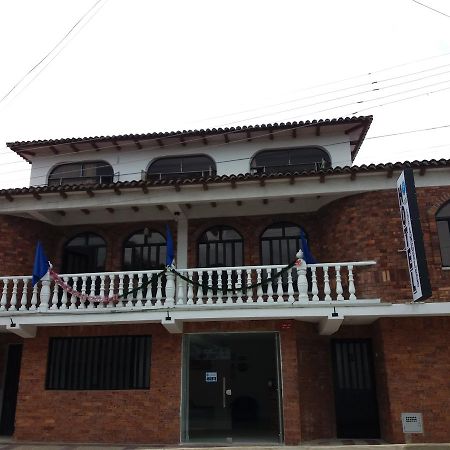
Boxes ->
[147,155,216,181]
[62,232,107,274]
[198,226,243,267]
[436,202,450,267]
[251,147,331,174]
[261,222,302,265]
[122,230,166,271]
[48,161,114,186]
[46,335,151,390]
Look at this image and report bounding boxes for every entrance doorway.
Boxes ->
[331,339,380,439]
[0,344,23,436]
[183,332,282,443]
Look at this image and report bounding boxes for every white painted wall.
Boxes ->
[29,130,352,186]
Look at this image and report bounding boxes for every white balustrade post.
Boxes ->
[276,272,283,303]
[287,270,295,303]
[116,273,124,308]
[348,265,356,301]
[165,270,175,307]
[206,270,213,304]
[50,281,59,310]
[187,271,194,305]
[246,270,252,303]
[311,266,319,302]
[60,277,68,309]
[9,278,18,311]
[296,250,308,302]
[20,279,29,310]
[177,277,186,305]
[235,269,243,304]
[39,273,51,311]
[0,279,9,311]
[216,270,223,304]
[80,276,88,309]
[87,276,96,309]
[266,268,274,303]
[30,283,38,310]
[323,266,332,301]
[256,268,264,303]
[335,265,344,301]
[135,274,143,307]
[69,276,78,310]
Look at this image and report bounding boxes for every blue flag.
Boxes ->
[166,225,175,266]
[300,229,316,264]
[32,241,49,286]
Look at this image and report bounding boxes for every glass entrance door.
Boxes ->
[184,332,282,444]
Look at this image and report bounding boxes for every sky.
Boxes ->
[0,0,449,188]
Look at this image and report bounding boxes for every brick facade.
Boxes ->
[0,185,449,444]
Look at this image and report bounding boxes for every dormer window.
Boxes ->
[48,161,114,186]
[251,147,331,174]
[147,155,216,181]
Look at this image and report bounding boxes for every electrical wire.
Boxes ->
[0,0,108,107]
[411,0,450,18]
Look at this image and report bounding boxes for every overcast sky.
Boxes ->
[0,0,449,188]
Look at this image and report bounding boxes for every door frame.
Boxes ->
[181,331,284,443]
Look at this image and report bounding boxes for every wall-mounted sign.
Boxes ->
[205,372,217,383]
[397,169,432,302]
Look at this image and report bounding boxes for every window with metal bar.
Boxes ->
[437,202,450,267]
[147,155,216,181]
[46,335,151,390]
[48,161,114,186]
[251,147,331,174]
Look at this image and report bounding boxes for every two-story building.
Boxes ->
[0,115,449,445]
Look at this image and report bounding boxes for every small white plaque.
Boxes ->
[401,412,423,433]
[205,371,217,383]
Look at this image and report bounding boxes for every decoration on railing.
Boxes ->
[49,269,119,304]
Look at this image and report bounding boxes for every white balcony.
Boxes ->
[0,260,377,313]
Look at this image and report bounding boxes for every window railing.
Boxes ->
[251,161,329,175]
[146,168,217,181]
[47,174,116,186]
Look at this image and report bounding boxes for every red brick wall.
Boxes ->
[375,316,450,443]
[13,324,182,444]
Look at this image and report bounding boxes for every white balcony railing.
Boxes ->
[0,260,376,313]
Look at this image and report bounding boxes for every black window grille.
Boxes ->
[251,147,331,174]
[48,161,114,186]
[197,226,244,295]
[147,155,216,181]
[46,335,151,390]
[437,202,450,267]
[122,229,167,300]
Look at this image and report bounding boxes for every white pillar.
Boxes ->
[176,217,188,269]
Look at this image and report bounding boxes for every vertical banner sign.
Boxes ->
[397,169,432,302]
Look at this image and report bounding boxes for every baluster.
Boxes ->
[87,275,96,309]
[323,266,332,301]
[226,269,233,304]
[106,275,115,308]
[50,280,59,310]
[123,274,132,308]
[206,270,213,304]
[297,259,309,303]
[95,274,105,308]
[276,272,284,303]
[335,265,344,301]
[311,266,319,302]
[235,269,243,304]
[187,271,194,305]
[135,273,143,307]
[30,284,37,311]
[256,268,264,303]
[216,270,223,304]
[165,271,175,307]
[266,268,274,303]
[69,276,78,309]
[177,277,185,305]
[79,276,88,309]
[197,270,205,304]
[287,269,295,302]
[0,279,9,311]
[9,278,18,311]
[39,274,51,311]
[116,273,124,308]
[20,279,29,310]
[155,274,163,307]
[60,277,68,309]
[245,270,252,303]
[348,265,356,301]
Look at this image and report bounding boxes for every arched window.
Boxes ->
[251,147,331,174]
[198,226,243,267]
[437,202,450,267]
[261,222,303,265]
[123,229,166,271]
[62,232,107,273]
[48,161,114,186]
[147,155,216,181]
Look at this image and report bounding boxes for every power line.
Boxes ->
[0,0,107,106]
[411,0,450,18]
